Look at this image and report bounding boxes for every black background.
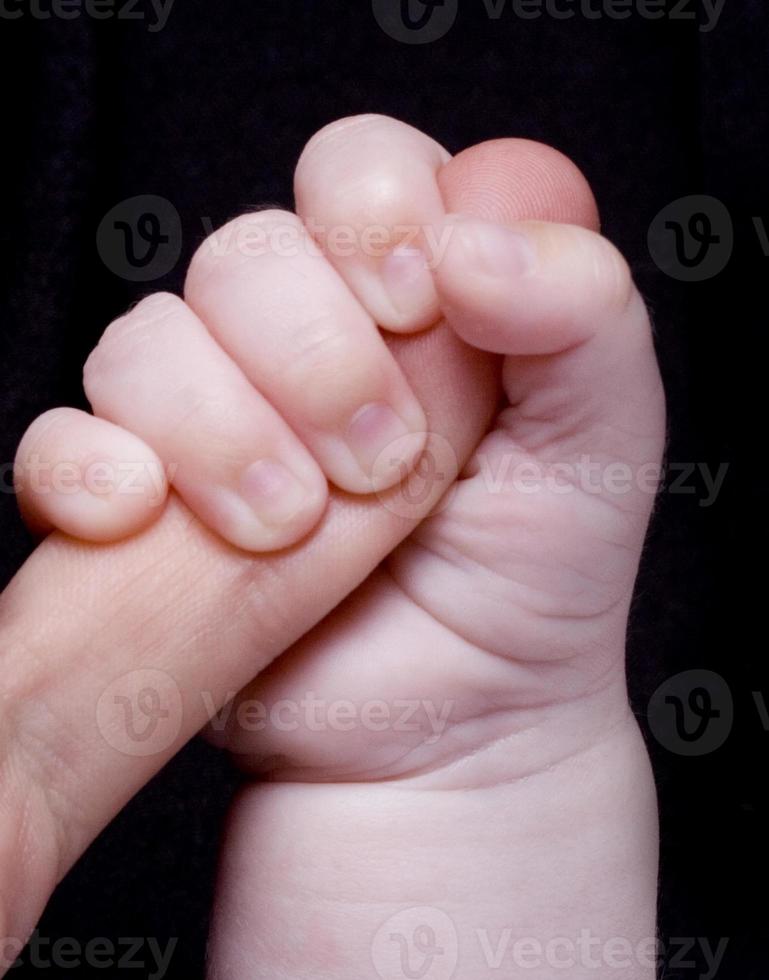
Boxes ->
[1,1,766,977]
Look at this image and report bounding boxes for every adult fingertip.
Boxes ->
[438,137,600,233]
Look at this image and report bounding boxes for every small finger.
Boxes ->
[294,114,450,333]
[14,408,168,542]
[83,293,328,552]
[185,209,428,494]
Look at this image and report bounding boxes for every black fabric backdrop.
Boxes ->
[0,1,766,977]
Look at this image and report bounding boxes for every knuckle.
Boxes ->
[326,168,408,229]
[83,292,182,400]
[163,384,232,440]
[277,315,367,418]
[297,114,391,172]
[17,408,72,458]
[295,117,448,256]
[186,209,305,288]
[13,409,76,492]
[281,313,353,374]
[296,115,421,224]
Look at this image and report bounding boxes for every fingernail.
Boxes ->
[239,458,310,526]
[450,217,536,278]
[380,244,438,323]
[345,401,425,487]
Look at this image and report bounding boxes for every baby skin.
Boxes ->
[7,116,665,978]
